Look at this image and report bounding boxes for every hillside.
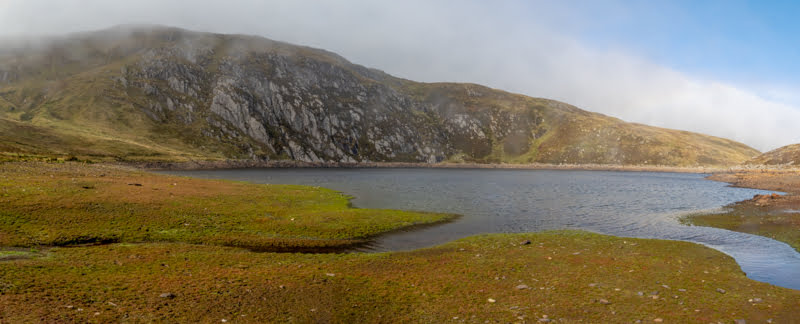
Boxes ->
[748,144,800,166]
[0,25,760,166]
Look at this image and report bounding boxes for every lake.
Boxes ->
[166,168,800,290]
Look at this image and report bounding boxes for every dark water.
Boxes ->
[166,168,800,290]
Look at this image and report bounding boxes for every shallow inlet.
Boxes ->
[166,168,800,290]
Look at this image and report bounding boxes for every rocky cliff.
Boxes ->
[0,26,760,166]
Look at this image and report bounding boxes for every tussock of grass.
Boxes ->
[0,162,454,250]
[1,231,798,322]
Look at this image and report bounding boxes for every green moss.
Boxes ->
[0,162,454,250]
[1,231,798,322]
[683,208,800,252]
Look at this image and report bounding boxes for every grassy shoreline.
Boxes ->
[2,162,799,322]
[683,171,800,252]
[131,159,736,174]
[0,162,455,252]
[3,231,800,323]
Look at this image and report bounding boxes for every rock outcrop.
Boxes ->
[0,26,761,166]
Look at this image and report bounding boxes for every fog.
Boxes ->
[1,0,797,151]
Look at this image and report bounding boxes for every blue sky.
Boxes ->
[557,0,800,89]
[0,0,798,150]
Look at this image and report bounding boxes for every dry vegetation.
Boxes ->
[748,144,800,166]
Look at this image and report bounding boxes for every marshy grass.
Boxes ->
[0,162,454,251]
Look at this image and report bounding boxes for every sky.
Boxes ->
[0,0,798,151]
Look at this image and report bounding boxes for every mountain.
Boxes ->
[748,144,800,166]
[0,25,760,166]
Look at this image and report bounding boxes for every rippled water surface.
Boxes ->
[167,168,800,290]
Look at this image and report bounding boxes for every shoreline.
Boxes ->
[688,169,800,253]
[128,159,750,173]
[3,164,800,321]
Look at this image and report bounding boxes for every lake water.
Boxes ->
[166,168,800,290]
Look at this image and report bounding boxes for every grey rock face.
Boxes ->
[121,33,543,163]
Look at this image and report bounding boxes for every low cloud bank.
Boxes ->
[1,0,797,151]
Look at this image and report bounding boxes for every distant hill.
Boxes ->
[0,25,760,166]
[748,144,800,166]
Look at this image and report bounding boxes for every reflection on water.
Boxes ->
[166,168,800,290]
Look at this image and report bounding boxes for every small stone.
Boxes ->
[716,288,726,294]
[326,273,335,277]
[734,319,746,324]
[751,297,762,303]
[588,283,597,287]
[487,298,496,303]
[521,240,532,245]
[515,284,530,290]
[598,299,611,305]
[538,319,551,323]
[653,318,663,323]
[678,288,686,292]
[221,320,227,323]
[159,292,176,299]
[661,285,670,289]
[279,285,286,289]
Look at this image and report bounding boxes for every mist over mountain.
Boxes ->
[0,26,760,166]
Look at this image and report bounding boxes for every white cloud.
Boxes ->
[0,0,797,151]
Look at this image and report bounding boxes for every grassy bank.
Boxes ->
[0,162,454,251]
[683,171,800,252]
[2,231,798,322]
[2,162,799,322]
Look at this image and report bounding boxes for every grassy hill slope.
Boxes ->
[748,143,800,166]
[0,26,760,166]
